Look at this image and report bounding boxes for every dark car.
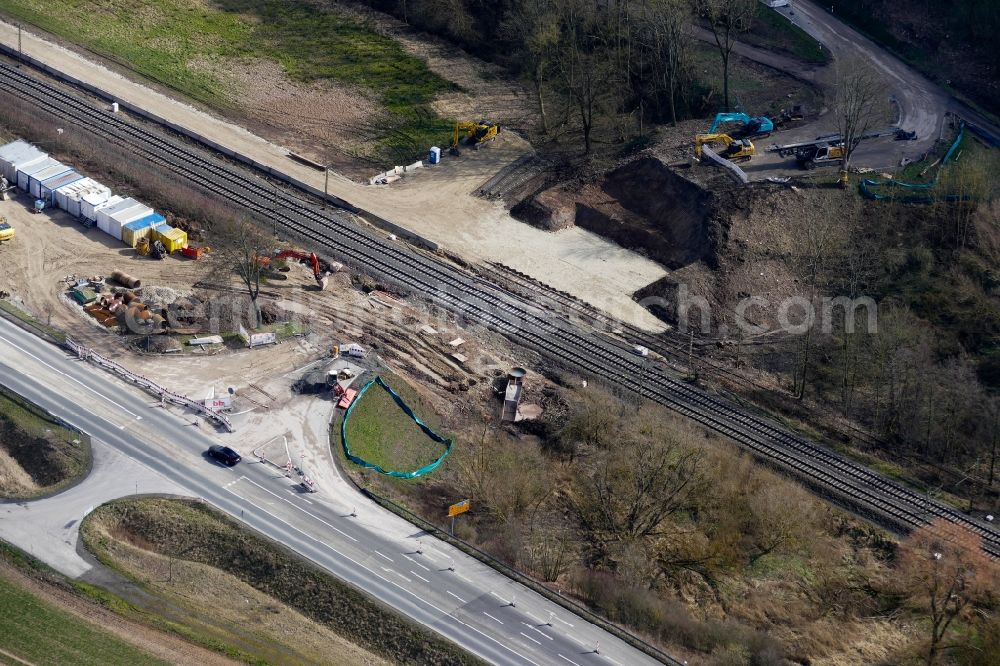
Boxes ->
[208,445,241,466]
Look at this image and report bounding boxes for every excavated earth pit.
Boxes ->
[512,156,725,271]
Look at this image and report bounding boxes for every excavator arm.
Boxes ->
[695,133,734,157]
[274,249,328,290]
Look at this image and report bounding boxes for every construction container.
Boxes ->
[180,245,208,259]
[16,157,61,192]
[55,178,110,218]
[153,223,187,253]
[121,213,164,248]
[70,287,98,304]
[28,163,72,199]
[38,170,82,205]
[97,198,143,236]
[428,146,441,164]
[0,140,47,182]
[108,203,153,241]
[81,191,116,222]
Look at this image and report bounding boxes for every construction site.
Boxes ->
[0,1,999,664]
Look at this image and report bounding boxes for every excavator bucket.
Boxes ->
[317,275,329,291]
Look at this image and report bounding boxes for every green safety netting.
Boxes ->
[341,376,453,479]
[859,122,969,204]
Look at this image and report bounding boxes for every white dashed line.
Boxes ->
[520,632,542,646]
[374,550,393,562]
[483,612,504,624]
[411,571,430,582]
[558,655,581,666]
[446,590,466,603]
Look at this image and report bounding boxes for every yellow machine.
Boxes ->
[451,121,500,153]
[694,133,756,161]
[136,236,150,256]
[0,217,14,242]
[795,142,845,170]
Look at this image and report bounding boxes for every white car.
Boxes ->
[633,345,650,357]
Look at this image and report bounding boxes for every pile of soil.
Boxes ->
[0,403,88,492]
[512,157,727,269]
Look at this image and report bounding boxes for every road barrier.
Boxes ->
[860,121,969,203]
[64,337,234,431]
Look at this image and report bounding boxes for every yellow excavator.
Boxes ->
[0,216,14,243]
[694,133,756,161]
[450,120,500,155]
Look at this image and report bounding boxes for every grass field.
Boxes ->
[341,374,451,477]
[744,8,831,65]
[0,385,90,498]
[83,497,484,665]
[0,0,456,161]
[0,574,166,666]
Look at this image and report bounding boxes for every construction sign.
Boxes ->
[448,499,471,517]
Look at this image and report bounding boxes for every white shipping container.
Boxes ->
[89,195,124,227]
[28,164,71,199]
[16,157,60,192]
[39,170,82,203]
[97,198,142,236]
[0,140,46,182]
[108,204,153,241]
[55,177,107,216]
[81,191,116,222]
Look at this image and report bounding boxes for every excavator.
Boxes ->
[450,120,500,155]
[0,216,14,243]
[708,112,774,138]
[273,249,329,290]
[694,133,756,161]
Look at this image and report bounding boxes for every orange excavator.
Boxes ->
[274,249,329,290]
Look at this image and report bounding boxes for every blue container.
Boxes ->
[428,146,441,165]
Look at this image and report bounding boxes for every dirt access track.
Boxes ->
[0,20,667,333]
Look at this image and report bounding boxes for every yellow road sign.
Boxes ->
[448,499,471,517]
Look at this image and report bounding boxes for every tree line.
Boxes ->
[361,0,761,151]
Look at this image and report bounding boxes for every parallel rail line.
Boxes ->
[2,61,997,558]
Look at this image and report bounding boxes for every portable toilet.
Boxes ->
[81,190,115,222]
[0,140,46,182]
[122,212,164,248]
[428,146,441,165]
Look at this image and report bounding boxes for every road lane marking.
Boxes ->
[0,332,142,419]
[483,612,504,624]
[522,623,553,640]
[411,571,429,582]
[374,550,393,562]
[490,591,512,604]
[401,554,430,571]
[558,655,581,666]
[383,568,411,583]
[240,476,358,542]
[446,590,466,603]
[553,615,574,628]
[519,632,542,646]
[224,487,539,666]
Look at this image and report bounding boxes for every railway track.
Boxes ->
[3,61,997,557]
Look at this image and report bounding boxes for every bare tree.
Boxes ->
[215,218,271,329]
[898,519,998,665]
[639,0,691,126]
[696,0,756,112]
[502,0,561,134]
[834,58,887,175]
[569,432,704,544]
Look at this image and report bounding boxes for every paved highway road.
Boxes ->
[0,316,671,666]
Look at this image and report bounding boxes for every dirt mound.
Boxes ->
[513,157,724,269]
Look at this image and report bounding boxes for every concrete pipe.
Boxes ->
[112,270,141,288]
